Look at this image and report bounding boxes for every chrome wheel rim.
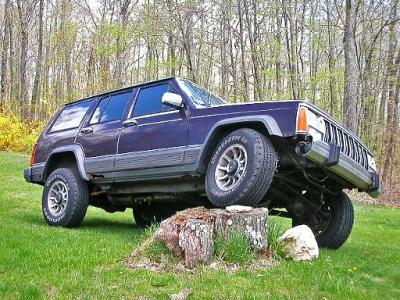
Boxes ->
[215,144,248,191]
[47,180,68,216]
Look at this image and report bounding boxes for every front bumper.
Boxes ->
[303,141,383,198]
[24,167,32,182]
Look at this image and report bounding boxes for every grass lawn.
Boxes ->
[0,151,399,299]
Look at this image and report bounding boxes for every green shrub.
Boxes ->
[0,113,44,153]
[214,232,257,265]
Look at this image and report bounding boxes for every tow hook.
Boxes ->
[295,141,312,155]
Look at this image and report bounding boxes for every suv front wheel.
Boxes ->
[205,128,277,207]
[42,167,89,227]
[292,191,354,249]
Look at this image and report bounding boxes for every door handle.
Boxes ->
[122,118,138,127]
[81,127,93,134]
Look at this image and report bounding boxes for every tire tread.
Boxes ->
[206,128,277,207]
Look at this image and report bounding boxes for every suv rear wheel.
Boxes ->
[205,128,277,207]
[42,167,89,227]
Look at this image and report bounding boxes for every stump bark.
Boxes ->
[154,206,268,268]
[211,206,268,248]
[179,219,214,268]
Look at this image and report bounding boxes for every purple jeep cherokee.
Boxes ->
[24,77,382,248]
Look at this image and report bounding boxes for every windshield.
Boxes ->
[178,79,226,107]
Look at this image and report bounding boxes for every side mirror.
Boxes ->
[162,92,183,108]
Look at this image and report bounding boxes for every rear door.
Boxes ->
[115,81,190,175]
[75,89,134,175]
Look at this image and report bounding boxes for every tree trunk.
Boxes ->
[167,33,176,77]
[326,0,336,115]
[237,0,249,101]
[243,0,262,101]
[382,48,400,184]
[275,2,282,98]
[0,0,11,107]
[31,0,44,119]
[115,0,131,87]
[343,0,358,133]
[282,1,298,100]
[220,4,229,101]
[17,0,31,118]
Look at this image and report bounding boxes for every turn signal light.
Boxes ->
[296,106,309,133]
[30,144,37,166]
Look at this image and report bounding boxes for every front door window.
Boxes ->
[132,84,176,117]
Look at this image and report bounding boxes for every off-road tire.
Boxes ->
[293,191,354,249]
[42,167,89,227]
[316,192,354,248]
[205,128,277,207]
[133,204,176,227]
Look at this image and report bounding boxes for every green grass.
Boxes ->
[214,232,257,264]
[267,218,288,260]
[0,151,399,299]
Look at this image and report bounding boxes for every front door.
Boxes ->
[76,89,134,174]
[115,82,189,176]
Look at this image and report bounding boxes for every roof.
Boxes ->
[65,76,178,106]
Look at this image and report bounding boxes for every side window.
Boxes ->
[89,91,132,124]
[50,100,92,132]
[132,84,176,117]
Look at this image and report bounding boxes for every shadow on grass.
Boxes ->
[22,213,146,236]
[81,217,144,231]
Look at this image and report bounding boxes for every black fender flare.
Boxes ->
[43,145,89,181]
[195,115,282,173]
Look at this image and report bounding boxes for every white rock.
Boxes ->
[277,225,319,261]
[170,288,192,300]
[226,205,253,213]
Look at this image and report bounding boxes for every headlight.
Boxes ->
[367,154,377,172]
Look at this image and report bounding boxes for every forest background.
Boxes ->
[0,0,399,203]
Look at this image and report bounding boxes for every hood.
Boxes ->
[190,100,303,117]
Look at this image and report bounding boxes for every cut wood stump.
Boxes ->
[179,219,214,268]
[154,205,268,268]
[212,205,268,248]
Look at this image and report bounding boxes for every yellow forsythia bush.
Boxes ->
[0,113,45,153]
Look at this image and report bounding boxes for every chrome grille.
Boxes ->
[323,120,369,169]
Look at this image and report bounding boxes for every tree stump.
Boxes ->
[211,206,268,248]
[178,219,214,268]
[154,206,268,269]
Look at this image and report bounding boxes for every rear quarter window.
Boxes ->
[50,100,92,133]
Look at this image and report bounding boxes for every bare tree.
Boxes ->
[31,0,44,117]
[115,0,133,86]
[16,0,38,116]
[343,0,358,133]
[0,0,11,106]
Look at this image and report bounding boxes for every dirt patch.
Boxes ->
[123,254,274,273]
